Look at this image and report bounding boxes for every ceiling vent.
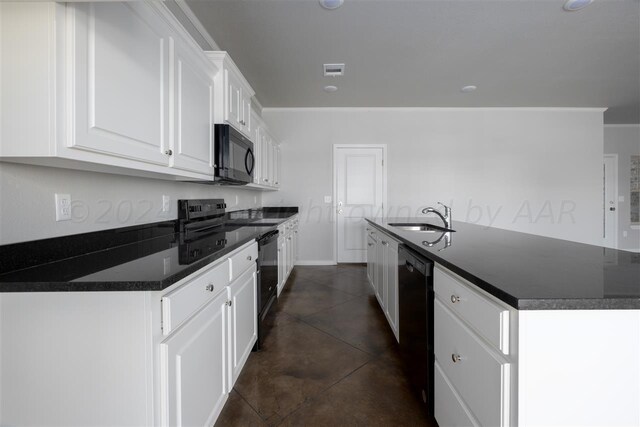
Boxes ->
[323,63,345,77]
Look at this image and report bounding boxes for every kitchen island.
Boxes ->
[366,217,639,427]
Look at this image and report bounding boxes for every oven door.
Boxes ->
[214,124,254,184]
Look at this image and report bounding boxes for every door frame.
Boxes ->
[332,144,387,264]
[603,154,618,248]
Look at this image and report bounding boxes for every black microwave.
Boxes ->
[214,124,254,185]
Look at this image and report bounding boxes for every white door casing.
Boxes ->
[603,154,618,248]
[334,146,386,263]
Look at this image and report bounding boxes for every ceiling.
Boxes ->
[185,0,640,124]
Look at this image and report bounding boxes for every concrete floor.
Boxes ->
[215,264,433,426]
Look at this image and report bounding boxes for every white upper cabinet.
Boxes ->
[206,52,255,139]
[171,37,216,175]
[69,3,170,166]
[0,2,218,181]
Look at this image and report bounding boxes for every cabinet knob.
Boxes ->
[451,354,462,363]
[165,149,173,156]
[368,243,373,247]
[450,295,460,304]
[226,300,233,307]
[247,255,252,261]
[205,284,214,292]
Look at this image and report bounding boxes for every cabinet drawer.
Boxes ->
[229,242,258,282]
[162,260,229,335]
[435,362,479,427]
[434,299,511,427]
[434,266,510,353]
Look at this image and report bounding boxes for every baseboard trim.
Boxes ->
[295,261,338,266]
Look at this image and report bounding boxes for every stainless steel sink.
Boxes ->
[388,223,455,233]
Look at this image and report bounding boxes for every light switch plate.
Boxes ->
[55,193,71,221]
[324,196,332,203]
[618,196,625,202]
[162,195,170,212]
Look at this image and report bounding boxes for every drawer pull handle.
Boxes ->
[247,255,252,261]
[450,295,460,303]
[205,284,215,292]
[452,354,462,363]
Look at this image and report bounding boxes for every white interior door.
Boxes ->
[335,146,385,263]
[603,155,618,248]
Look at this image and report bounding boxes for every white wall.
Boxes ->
[263,108,604,264]
[604,125,640,252]
[0,163,262,245]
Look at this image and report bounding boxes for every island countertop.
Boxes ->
[365,217,640,310]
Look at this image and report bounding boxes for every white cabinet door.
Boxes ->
[225,69,242,129]
[293,227,298,265]
[385,240,399,341]
[286,233,294,276]
[375,239,384,307]
[229,266,257,386]
[161,289,229,427]
[260,134,271,186]
[251,111,262,184]
[366,234,375,286]
[70,3,170,165]
[277,236,286,295]
[171,41,215,175]
[273,145,281,188]
[241,96,252,136]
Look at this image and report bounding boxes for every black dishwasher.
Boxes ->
[398,244,434,416]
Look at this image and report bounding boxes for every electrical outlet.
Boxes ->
[163,257,171,275]
[55,193,72,221]
[162,195,170,213]
[623,231,628,238]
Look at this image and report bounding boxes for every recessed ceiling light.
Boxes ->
[324,85,338,93]
[563,0,593,11]
[319,0,344,10]
[461,85,477,93]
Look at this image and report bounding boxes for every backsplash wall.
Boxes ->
[0,163,263,245]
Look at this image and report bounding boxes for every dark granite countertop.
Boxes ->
[0,208,298,292]
[366,218,640,310]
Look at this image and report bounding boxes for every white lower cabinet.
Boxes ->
[434,362,478,427]
[229,266,258,386]
[384,239,399,340]
[366,226,399,342]
[277,215,299,295]
[161,289,229,427]
[161,241,257,426]
[434,264,514,427]
[0,242,258,427]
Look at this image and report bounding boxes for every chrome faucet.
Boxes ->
[421,202,451,230]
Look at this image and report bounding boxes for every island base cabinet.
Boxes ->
[518,309,640,427]
[435,362,479,427]
[160,290,229,427]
